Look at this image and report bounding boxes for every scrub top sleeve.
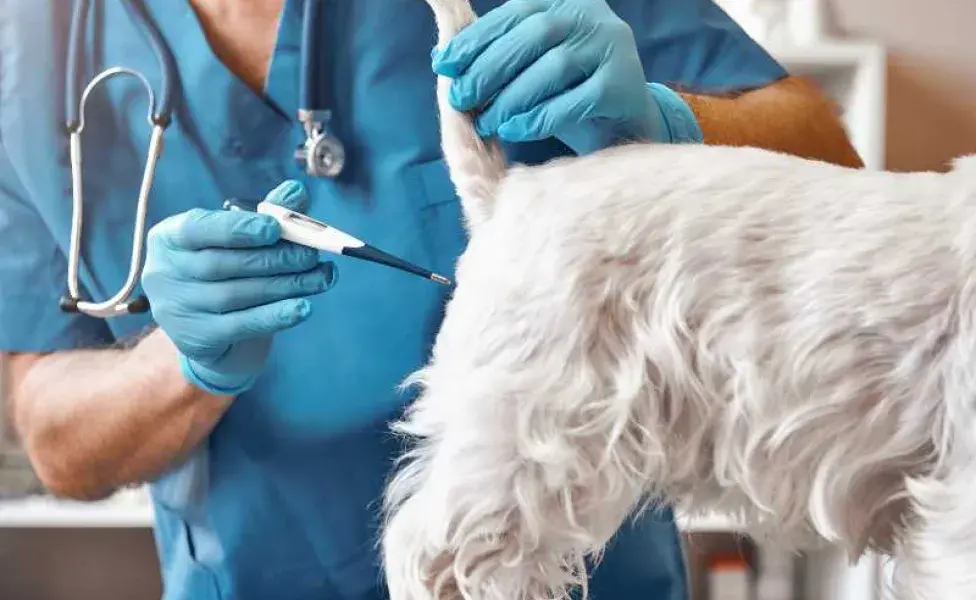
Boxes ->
[611,0,789,94]
[0,140,114,353]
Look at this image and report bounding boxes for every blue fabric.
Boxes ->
[0,1,786,599]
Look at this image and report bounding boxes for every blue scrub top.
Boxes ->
[0,1,786,599]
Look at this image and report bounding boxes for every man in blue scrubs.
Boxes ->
[0,1,862,599]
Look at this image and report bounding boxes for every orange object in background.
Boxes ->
[708,552,752,600]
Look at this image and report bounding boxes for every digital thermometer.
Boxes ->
[223,199,452,286]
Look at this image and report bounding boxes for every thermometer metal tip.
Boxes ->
[341,242,453,287]
[222,198,453,287]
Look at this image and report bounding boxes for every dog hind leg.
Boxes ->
[893,452,976,600]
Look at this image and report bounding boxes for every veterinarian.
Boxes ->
[0,1,862,599]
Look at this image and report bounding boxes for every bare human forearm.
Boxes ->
[678,75,865,168]
[4,328,231,500]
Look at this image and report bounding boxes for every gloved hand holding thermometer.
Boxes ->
[431,0,703,154]
[142,180,337,397]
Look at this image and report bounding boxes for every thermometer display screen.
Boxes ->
[286,211,332,232]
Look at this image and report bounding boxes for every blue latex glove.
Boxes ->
[142,180,337,396]
[431,0,702,154]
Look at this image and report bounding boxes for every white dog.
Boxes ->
[380,1,976,599]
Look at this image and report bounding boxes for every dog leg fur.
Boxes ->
[891,279,976,598]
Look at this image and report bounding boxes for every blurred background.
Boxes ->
[1,1,974,599]
[817,0,975,172]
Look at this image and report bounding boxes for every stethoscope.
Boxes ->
[60,0,346,319]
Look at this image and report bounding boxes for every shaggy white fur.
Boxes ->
[380,1,976,599]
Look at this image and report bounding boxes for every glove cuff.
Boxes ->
[646,82,704,145]
[179,354,257,397]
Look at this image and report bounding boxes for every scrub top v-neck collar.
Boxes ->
[143,0,305,160]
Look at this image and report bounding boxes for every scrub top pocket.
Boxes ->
[154,503,224,600]
[406,158,469,280]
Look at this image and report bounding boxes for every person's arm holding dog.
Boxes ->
[432,0,863,168]
[678,77,864,167]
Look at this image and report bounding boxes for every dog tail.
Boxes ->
[422,0,508,229]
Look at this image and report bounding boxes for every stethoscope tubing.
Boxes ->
[61,0,177,317]
[300,0,325,114]
[65,0,179,132]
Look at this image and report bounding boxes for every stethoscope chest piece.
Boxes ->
[295,0,345,179]
[295,109,345,179]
